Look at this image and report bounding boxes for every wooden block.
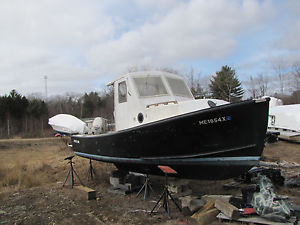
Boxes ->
[75,185,96,200]
[198,200,215,213]
[192,208,219,225]
[191,200,215,219]
[214,199,239,219]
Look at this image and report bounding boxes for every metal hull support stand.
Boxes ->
[150,166,182,217]
[63,155,83,188]
[136,174,154,200]
[86,159,97,181]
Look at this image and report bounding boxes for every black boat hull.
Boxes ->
[71,99,269,180]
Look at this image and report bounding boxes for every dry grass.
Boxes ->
[2,137,298,192]
[0,137,114,191]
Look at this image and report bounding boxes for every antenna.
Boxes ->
[44,75,48,100]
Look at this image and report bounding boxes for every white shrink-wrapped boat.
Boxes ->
[268,104,300,143]
[48,114,89,135]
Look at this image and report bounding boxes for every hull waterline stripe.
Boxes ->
[74,152,260,166]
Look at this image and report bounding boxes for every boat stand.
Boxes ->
[63,155,83,188]
[136,174,153,200]
[86,159,97,180]
[150,166,182,217]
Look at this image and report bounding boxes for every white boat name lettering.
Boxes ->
[198,116,232,125]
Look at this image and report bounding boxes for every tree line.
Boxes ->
[1,64,299,139]
[0,90,47,138]
[185,63,300,104]
[0,89,113,138]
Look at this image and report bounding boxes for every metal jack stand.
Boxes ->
[136,174,153,200]
[150,166,182,217]
[63,155,83,188]
[86,159,97,180]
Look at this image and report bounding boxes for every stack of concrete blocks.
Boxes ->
[167,178,207,216]
[108,170,142,195]
[167,178,192,198]
[179,195,206,216]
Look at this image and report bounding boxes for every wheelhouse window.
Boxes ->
[166,77,193,98]
[118,81,127,103]
[133,76,168,97]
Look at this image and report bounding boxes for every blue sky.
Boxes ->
[0,0,299,97]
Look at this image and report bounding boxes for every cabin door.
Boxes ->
[115,80,129,131]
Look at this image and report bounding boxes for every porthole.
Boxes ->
[138,113,144,123]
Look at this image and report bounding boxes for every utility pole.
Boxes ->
[44,75,48,100]
[7,119,10,138]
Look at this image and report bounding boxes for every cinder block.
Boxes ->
[179,195,194,208]
[179,195,205,213]
[189,199,206,213]
[168,184,183,193]
[110,177,121,187]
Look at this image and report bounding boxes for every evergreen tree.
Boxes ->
[82,92,102,118]
[27,99,48,118]
[209,66,244,102]
[0,95,8,122]
[7,90,29,119]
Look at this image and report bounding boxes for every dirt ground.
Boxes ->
[0,138,299,225]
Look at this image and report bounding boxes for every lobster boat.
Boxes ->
[71,71,270,179]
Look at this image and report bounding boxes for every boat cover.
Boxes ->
[268,104,300,132]
[48,114,88,134]
[262,96,283,108]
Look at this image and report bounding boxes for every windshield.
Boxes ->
[133,76,168,97]
[166,77,193,98]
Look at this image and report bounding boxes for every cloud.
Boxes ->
[276,0,300,51]
[0,0,114,48]
[87,0,275,75]
[0,0,114,96]
[257,0,300,71]
[0,0,281,97]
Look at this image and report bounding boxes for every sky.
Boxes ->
[0,0,300,98]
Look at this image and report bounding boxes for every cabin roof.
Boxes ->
[106,70,183,86]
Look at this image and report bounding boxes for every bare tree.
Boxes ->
[185,68,195,89]
[257,73,269,97]
[292,62,300,91]
[247,76,258,98]
[273,62,287,95]
[185,68,204,98]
